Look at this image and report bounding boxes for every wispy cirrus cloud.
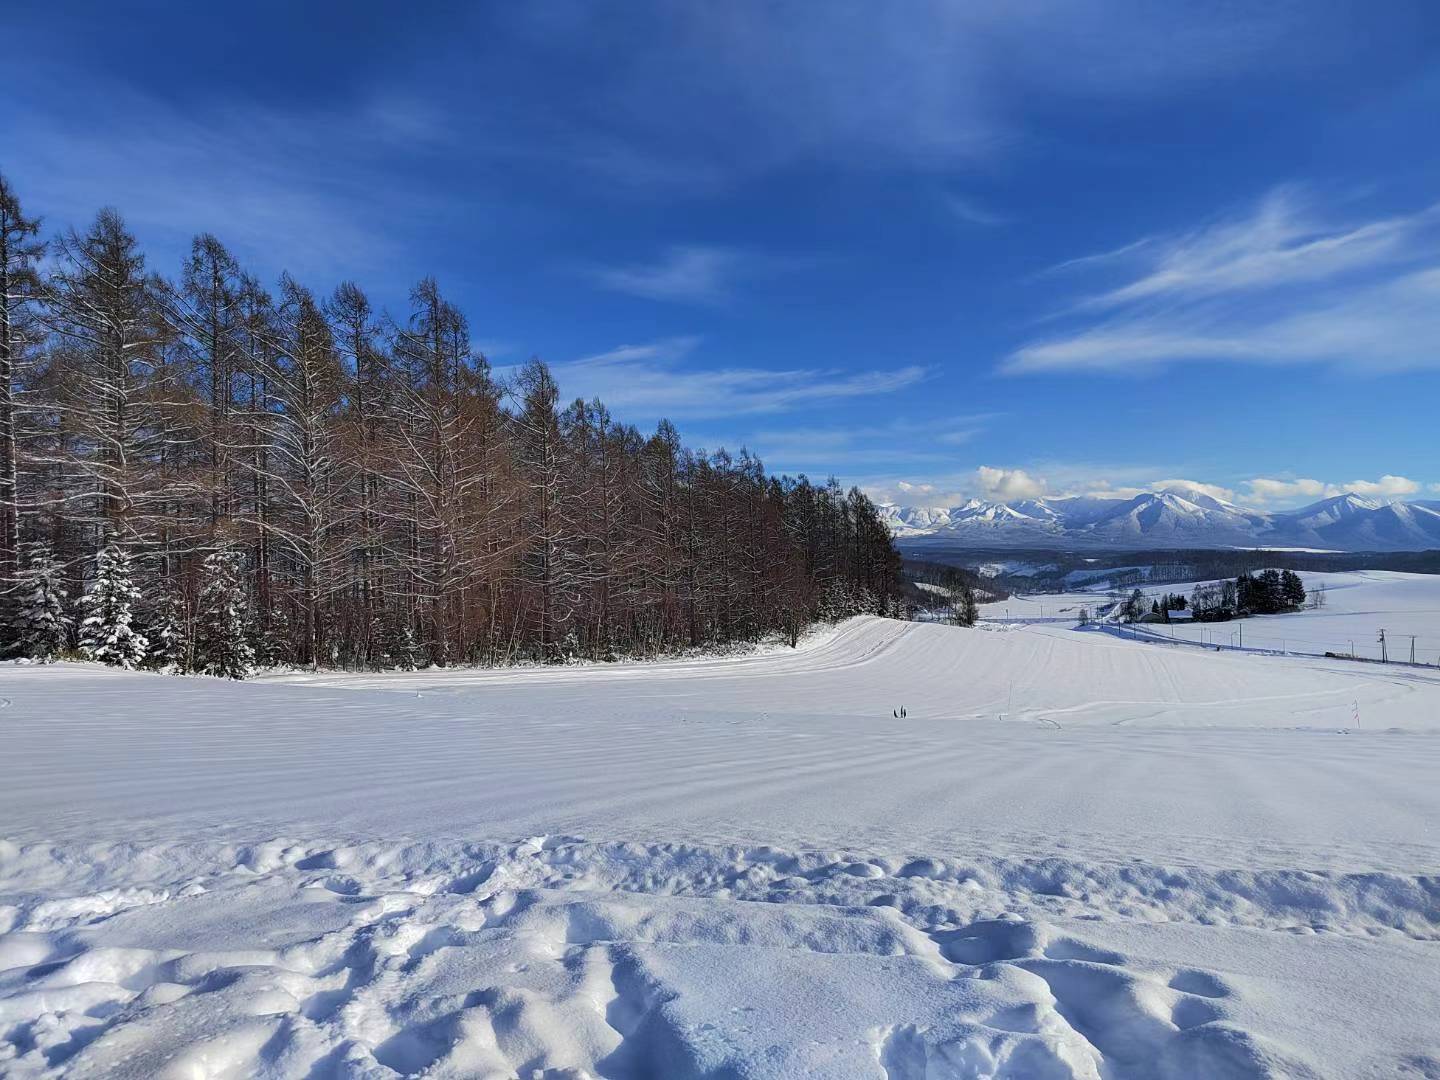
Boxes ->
[1009,188,1440,374]
[944,193,1009,227]
[485,2,1371,189]
[505,337,928,420]
[1077,188,1432,309]
[1,77,439,285]
[724,415,995,475]
[584,245,769,304]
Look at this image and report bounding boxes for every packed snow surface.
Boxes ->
[4,592,1440,1077]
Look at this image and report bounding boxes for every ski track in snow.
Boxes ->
[4,590,1440,1078]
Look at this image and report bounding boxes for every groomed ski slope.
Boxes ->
[3,602,1440,1078]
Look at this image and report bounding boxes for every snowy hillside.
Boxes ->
[886,485,1440,551]
[4,602,1440,1077]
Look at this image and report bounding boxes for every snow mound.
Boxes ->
[6,836,1435,1078]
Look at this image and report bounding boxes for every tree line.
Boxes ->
[0,173,901,675]
[1189,570,1307,621]
[900,559,1000,628]
[1115,571,1308,624]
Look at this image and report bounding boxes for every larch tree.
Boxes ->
[388,279,489,663]
[0,173,44,596]
[513,359,570,659]
[41,210,170,550]
[326,280,386,652]
[167,234,244,534]
[250,275,347,667]
[0,174,904,675]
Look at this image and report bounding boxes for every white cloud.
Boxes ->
[6,78,416,283]
[1058,478,1237,502]
[1244,475,1421,504]
[864,461,1170,508]
[975,466,1047,501]
[490,2,1361,188]
[1079,188,1432,309]
[707,415,991,476]
[1041,237,1156,278]
[864,467,1440,512]
[1348,475,1421,499]
[587,245,751,304]
[511,338,928,420]
[1069,485,1150,500]
[944,193,1008,227]
[864,482,969,507]
[1245,478,1328,503]
[868,463,1437,511]
[1009,190,1440,374]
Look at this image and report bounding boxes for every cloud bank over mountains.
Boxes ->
[872,468,1435,513]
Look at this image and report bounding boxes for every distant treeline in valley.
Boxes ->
[910,547,1440,595]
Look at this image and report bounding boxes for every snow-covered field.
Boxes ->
[991,570,1440,665]
[4,603,1440,1078]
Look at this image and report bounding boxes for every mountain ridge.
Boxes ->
[882,487,1440,552]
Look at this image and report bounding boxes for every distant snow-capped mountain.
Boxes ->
[882,486,1440,552]
[877,505,963,535]
[1286,493,1383,531]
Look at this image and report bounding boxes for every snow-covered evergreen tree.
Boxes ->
[12,543,70,662]
[367,614,391,670]
[368,612,423,671]
[193,549,255,679]
[78,543,149,668]
[254,607,291,668]
[145,587,190,672]
[950,583,980,628]
[1281,569,1307,609]
[817,580,878,622]
[394,622,423,671]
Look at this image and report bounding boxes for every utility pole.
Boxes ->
[1409,635,1416,664]
[1378,629,1387,664]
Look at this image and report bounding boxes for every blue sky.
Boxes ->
[6,1,1440,508]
